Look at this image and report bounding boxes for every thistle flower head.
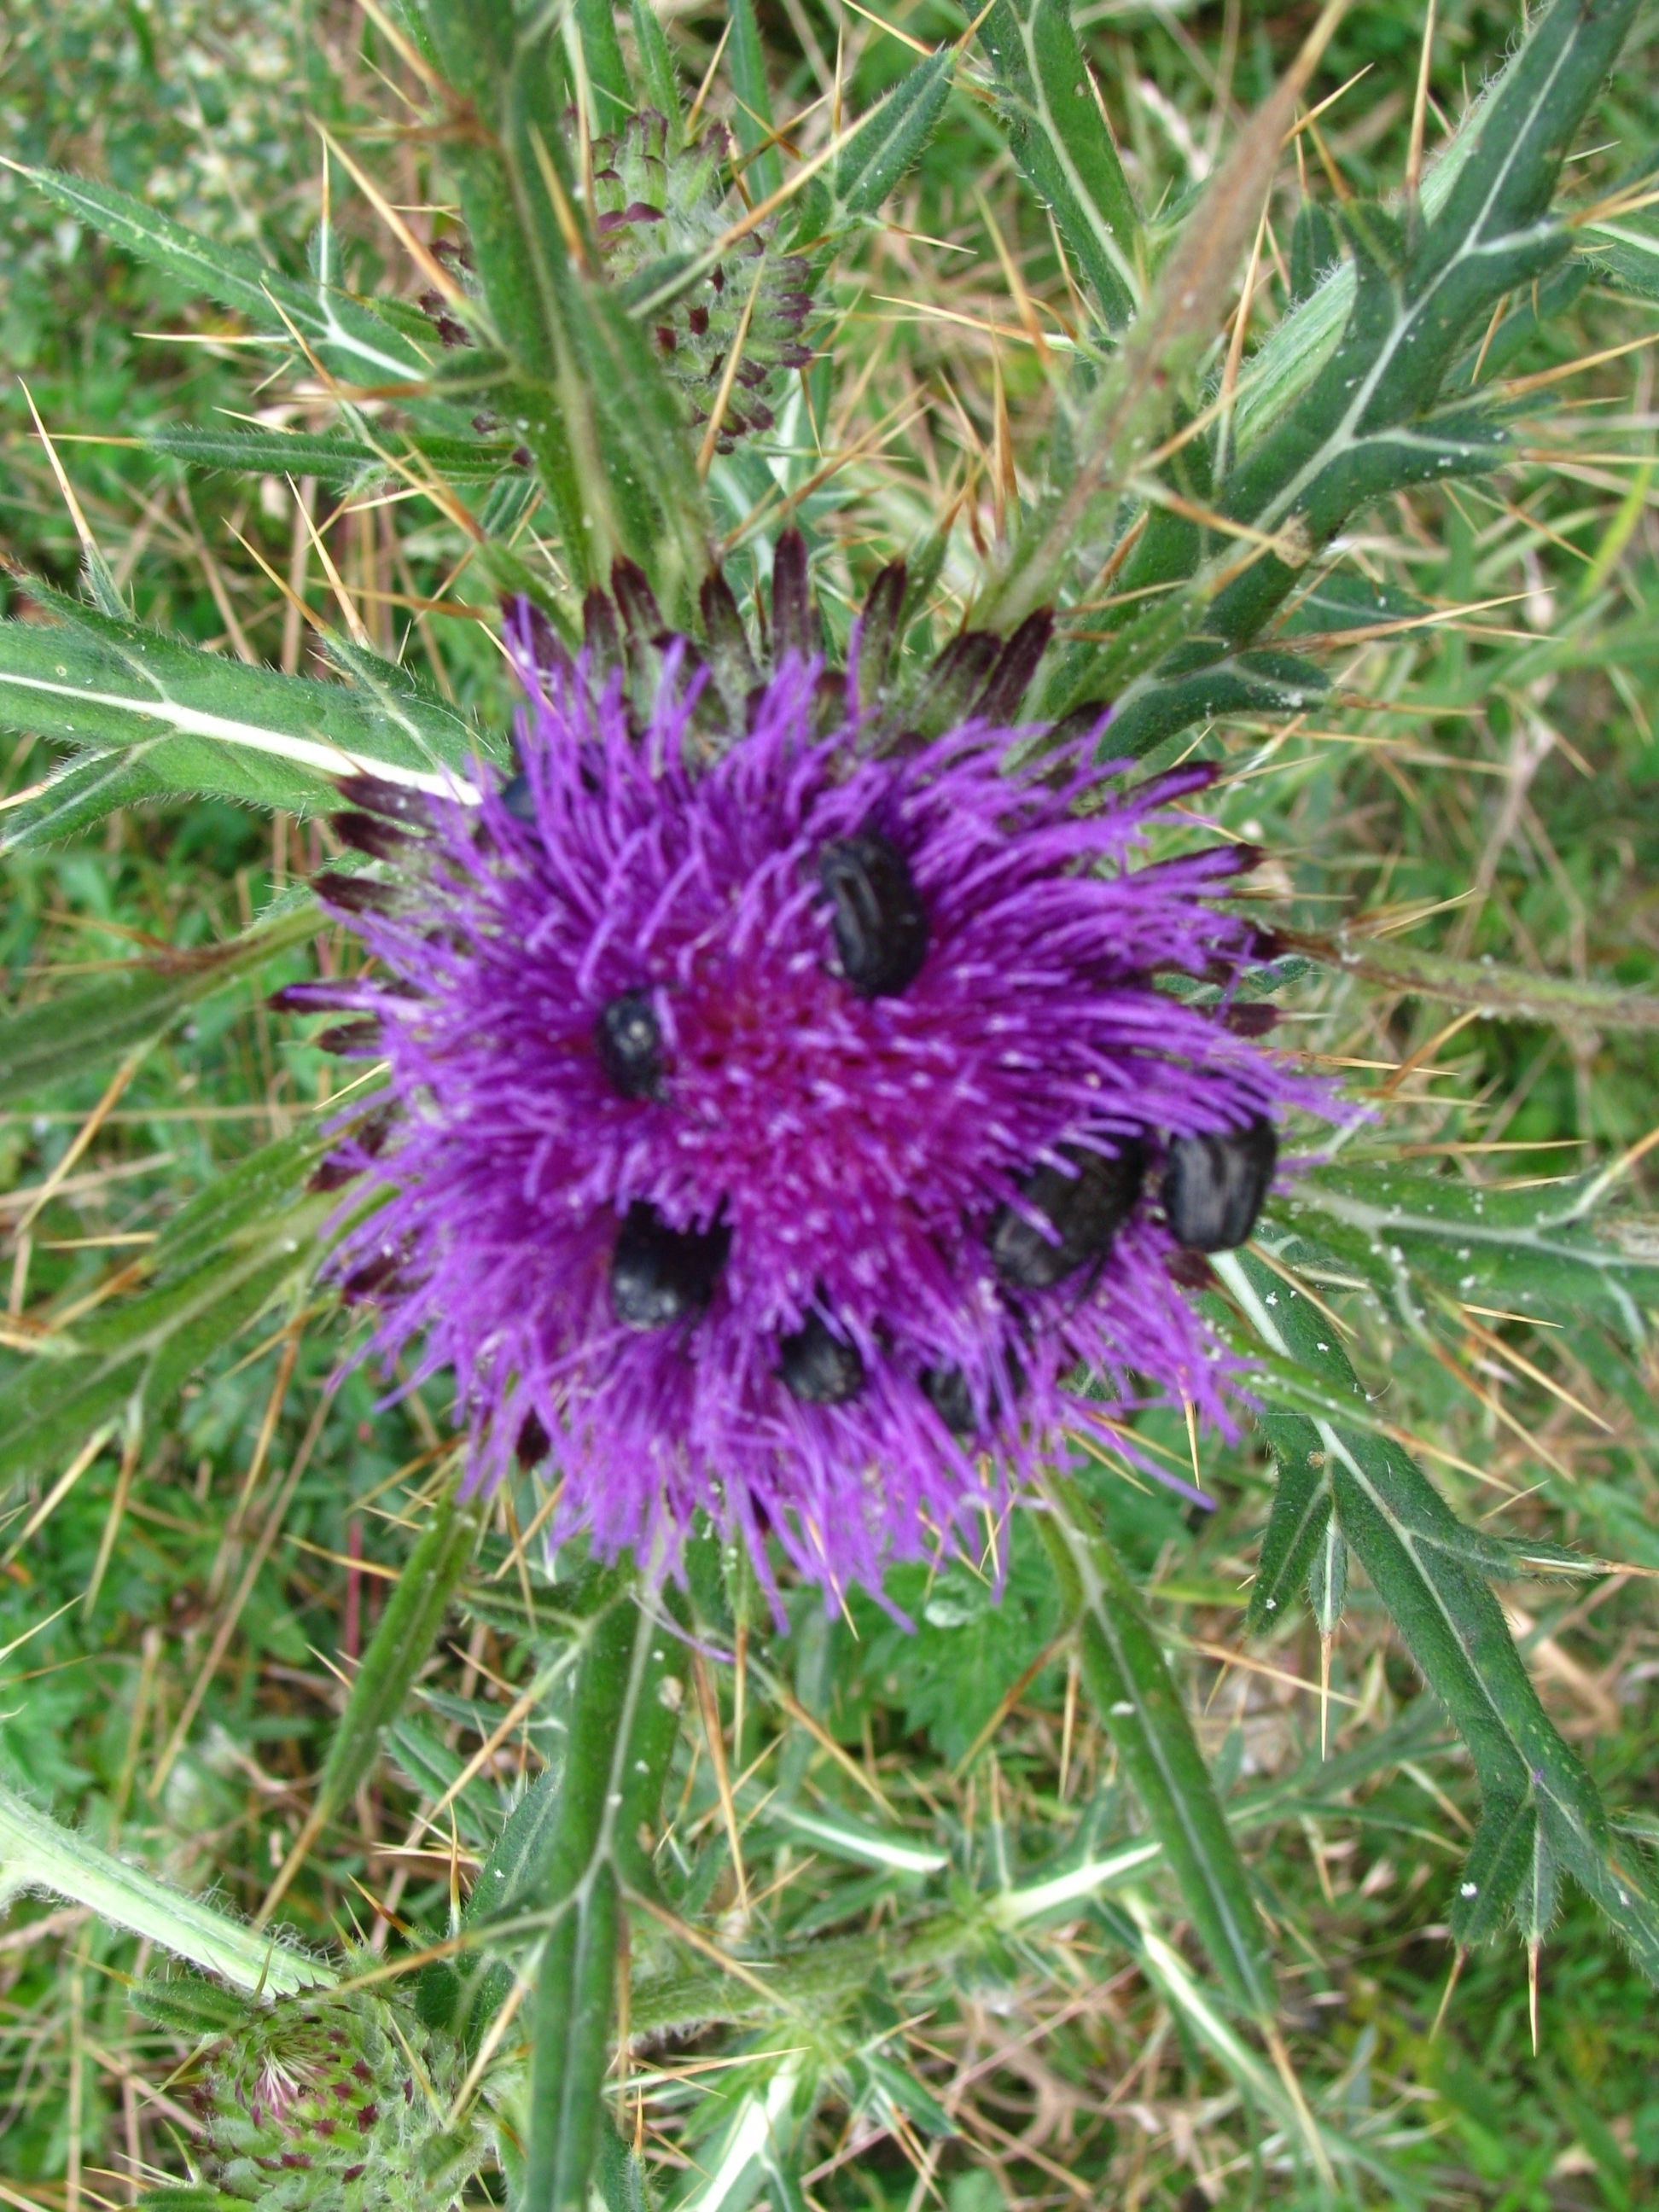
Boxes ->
[306,611,1329,1604]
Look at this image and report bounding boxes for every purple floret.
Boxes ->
[311,632,1330,1600]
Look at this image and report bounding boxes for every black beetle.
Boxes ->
[988,1139,1146,1290]
[779,1311,865,1405]
[609,1202,730,1330]
[1162,1117,1278,1251]
[596,991,666,1101]
[818,830,929,997]
[920,1349,1027,1439]
[499,771,536,822]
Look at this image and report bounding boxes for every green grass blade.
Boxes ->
[1036,1476,1276,2019]
[0,1132,331,1490]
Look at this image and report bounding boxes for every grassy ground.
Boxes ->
[1,0,1657,2204]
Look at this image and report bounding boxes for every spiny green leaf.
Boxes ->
[629,0,682,135]
[1208,0,1644,648]
[1275,930,1659,1035]
[127,1971,252,2040]
[0,582,487,845]
[593,2124,655,2212]
[1103,643,1326,756]
[1448,1795,1540,1948]
[1245,1423,1331,1633]
[573,0,634,127]
[408,19,712,619]
[979,0,1140,326]
[1217,1247,1659,1982]
[0,899,318,1106]
[146,422,520,486]
[23,166,433,389]
[386,1716,501,1848]
[832,49,954,220]
[1281,1161,1659,1341]
[523,1596,688,2212]
[310,1483,483,1842]
[0,1778,326,1995]
[0,1132,331,1491]
[1585,202,1659,299]
[1307,1518,1348,1639]
[975,35,1313,630]
[726,0,782,202]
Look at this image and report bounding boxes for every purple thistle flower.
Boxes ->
[306,628,1330,1601]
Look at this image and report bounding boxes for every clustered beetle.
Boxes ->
[1162,1117,1278,1252]
[596,990,667,1101]
[920,1350,1026,1441]
[591,799,1272,1409]
[499,771,536,823]
[599,825,934,1346]
[919,1365,977,1437]
[818,829,930,998]
[988,1139,1146,1290]
[610,1202,731,1330]
[778,1311,865,1405]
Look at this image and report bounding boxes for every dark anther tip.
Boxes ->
[515,1410,551,1468]
[316,1020,383,1058]
[922,1350,1026,1437]
[334,774,434,826]
[340,1250,404,1305]
[269,983,339,1016]
[595,990,666,1101]
[312,871,397,917]
[1162,1116,1278,1252]
[609,1201,730,1331]
[779,1311,865,1406]
[988,1138,1146,1290]
[306,1152,364,1193]
[818,829,929,998]
[1164,1248,1217,1291]
[333,810,409,862]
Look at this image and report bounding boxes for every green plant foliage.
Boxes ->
[1,0,1657,2203]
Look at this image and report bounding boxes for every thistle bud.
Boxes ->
[139,1974,485,2212]
[591,112,815,448]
